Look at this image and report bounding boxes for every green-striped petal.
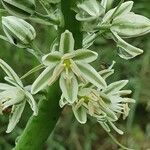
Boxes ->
[42,51,62,66]
[76,62,107,89]
[59,71,78,104]
[31,63,56,94]
[73,49,98,63]
[25,91,38,116]
[102,1,133,23]
[113,33,143,59]
[59,30,74,54]
[0,59,23,87]
[103,80,128,95]
[72,105,87,124]
[6,101,26,133]
[111,13,150,38]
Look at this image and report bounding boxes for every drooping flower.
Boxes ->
[31,30,106,104]
[0,59,38,133]
[59,62,135,134]
[81,1,150,60]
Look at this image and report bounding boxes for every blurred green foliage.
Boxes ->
[0,0,150,149]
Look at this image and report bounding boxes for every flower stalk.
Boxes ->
[13,0,82,149]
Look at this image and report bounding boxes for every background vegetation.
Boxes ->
[0,0,149,149]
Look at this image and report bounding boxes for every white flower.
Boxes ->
[59,62,135,134]
[32,30,106,104]
[0,59,38,133]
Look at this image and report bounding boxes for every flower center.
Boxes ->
[63,59,71,69]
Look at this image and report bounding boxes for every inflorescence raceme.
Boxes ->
[0,0,150,138]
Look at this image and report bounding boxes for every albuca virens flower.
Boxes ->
[0,59,38,133]
[59,63,135,134]
[78,1,150,60]
[2,16,36,48]
[32,30,106,104]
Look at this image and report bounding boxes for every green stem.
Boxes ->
[13,0,82,149]
[13,82,62,150]
[61,0,82,49]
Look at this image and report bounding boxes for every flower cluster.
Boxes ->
[60,61,135,134]
[76,0,150,59]
[0,0,149,136]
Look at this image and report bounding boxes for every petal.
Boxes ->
[99,69,114,80]
[102,1,133,23]
[6,101,26,133]
[73,49,98,63]
[25,91,38,116]
[108,120,124,135]
[76,62,107,89]
[59,95,68,108]
[103,80,128,95]
[42,51,62,66]
[72,105,87,124]
[111,13,150,37]
[59,30,74,54]
[0,83,14,91]
[59,71,78,104]
[2,98,22,110]
[99,121,111,132]
[4,76,22,88]
[113,32,143,59]
[48,62,64,86]
[76,0,104,21]
[0,59,23,87]
[31,64,56,94]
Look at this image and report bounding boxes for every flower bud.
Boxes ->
[1,0,36,18]
[2,16,36,48]
[76,0,105,21]
[111,13,150,37]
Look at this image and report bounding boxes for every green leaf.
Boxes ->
[42,52,62,66]
[59,71,78,104]
[59,30,75,54]
[0,59,23,87]
[31,64,56,94]
[103,80,128,95]
[72,105,87,124]
[102,1,133,23]
[113,33,143,59]
[25,91,38,116]
[73,49,98,63]
[111,13,150,37]
[76,62,107,89]
[6,101,26,133]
